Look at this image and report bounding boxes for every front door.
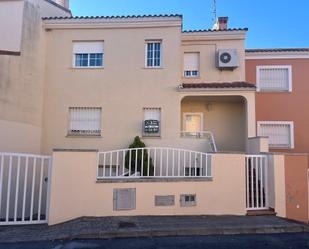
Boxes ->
[184,113,203,132]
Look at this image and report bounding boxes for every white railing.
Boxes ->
[245,155,269,210]
[180,131,217,152]
[0,152,51,225]
[97,147,212,179]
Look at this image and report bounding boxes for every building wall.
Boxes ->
[38,0,71,18]
[182,32,246,83]
[284,154,308,223]
[48,151,247,225]
[0,0,46,153]
[0,0,24,52]
[41,22,184,154]
[181,96,246,151]
[246,58,309,155]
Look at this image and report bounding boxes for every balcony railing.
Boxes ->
[180,131,217,152]
[97,147,212,179]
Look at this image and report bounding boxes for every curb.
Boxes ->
[66,225,307,241]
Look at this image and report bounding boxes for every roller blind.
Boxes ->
[258,67,290,91]
[184,53,199,71]
[144,108,161,121]
[73,42,104,54]
[258,122,292,148]
[69,107,101,135]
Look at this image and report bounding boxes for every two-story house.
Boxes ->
[40,15,255,155]
[0,0,307,226]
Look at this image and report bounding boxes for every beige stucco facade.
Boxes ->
[0,0,70,154]
[0,1,255,155]
[1,1,308,226]
[182,31,246,83]
[48,151,247,225]
[39,17,254,154]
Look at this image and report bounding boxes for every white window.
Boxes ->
[184,53,199,77]
[145,41,161,67]
[257,121,294,149]
[180,194,197,207]
[256,65,292,92]
[73,42,104,68]
[143,108,161,137]
[68,107,102,136]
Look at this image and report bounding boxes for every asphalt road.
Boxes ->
[1,233,309,249]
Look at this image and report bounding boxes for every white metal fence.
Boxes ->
[0,153,51,225]
[97,147,212,179]
[245,155,269,210]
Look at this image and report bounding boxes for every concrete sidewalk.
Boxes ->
[0,215,308,243]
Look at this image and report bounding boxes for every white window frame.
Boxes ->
[68,107,102,137]
[257,121,294,149]
[145,40,162,68]
[183,112,204,132]
[72,41,104,68]
[256,65,292,92]
[183,52,200,78]
[184,70,199,78]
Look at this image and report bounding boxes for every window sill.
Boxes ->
[143,67,164,70]
[70,67,104,69]
[183,76,201,79]
[66,134,102,138]
[142,135,161,139]
[257,90,291,93]
[269,146,293,149]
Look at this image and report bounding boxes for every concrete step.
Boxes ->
[247,208,276,216]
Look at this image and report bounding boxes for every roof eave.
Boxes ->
[182,29,247,41]
[178,87,256,92]
[43,15,183,29]
[246,49,309,59]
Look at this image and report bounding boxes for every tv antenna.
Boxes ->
[212,0,217,22]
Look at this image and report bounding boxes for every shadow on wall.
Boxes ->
[181,96,247,152]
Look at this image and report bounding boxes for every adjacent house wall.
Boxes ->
[0,0,46,154]
[284,154,308,223]
[38,0,71,17]
[0,0,71,154]
[268,154,286,217]
[246,58,309,156]
[48,151,247,225]
[0,0,24,52]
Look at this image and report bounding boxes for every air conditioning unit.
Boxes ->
[216,49,238,70]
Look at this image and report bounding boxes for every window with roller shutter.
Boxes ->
[257,121,294,149]
[256,65,292,92]
[68,107,102,136]
[183,52,199,78]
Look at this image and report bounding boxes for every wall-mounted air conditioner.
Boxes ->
[216,49,238,70]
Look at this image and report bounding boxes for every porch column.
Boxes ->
[244,92,256,138]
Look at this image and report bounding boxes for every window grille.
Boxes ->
[68,107,102,136]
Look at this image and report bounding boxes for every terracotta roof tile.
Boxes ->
[246,48,309,53]
[183,28,248,33]
[42,14,182,20]
[180,82,256,89]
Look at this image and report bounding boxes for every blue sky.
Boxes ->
[70,0,309,48]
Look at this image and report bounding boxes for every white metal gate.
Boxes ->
[245,155,269,210]
[0,152,51,225]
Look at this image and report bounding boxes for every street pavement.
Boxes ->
[1,233,309,249]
